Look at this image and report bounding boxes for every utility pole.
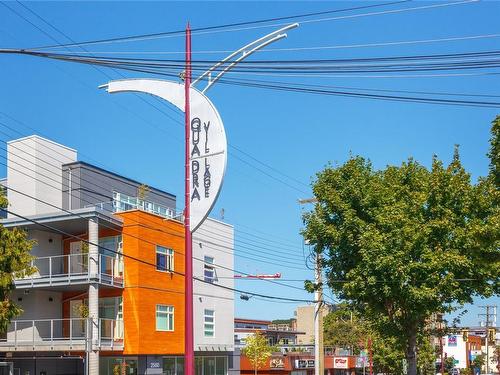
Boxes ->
[298,198,323,375]
[314,250,324,375]
[440,335,445,375]
[102,22,298,375]
[479,305,497,375]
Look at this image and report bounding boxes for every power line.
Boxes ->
[24,1,412,50]
[23,0,477,50]
[0,124,307,265]
[5,49,500,107]
[0,5,310,197]
[0,123,307,269]
[0,128,312,288]
[33,33,500,55]
[0,144,306,270]
[3,207,318,303]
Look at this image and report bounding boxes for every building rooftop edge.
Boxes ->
[7,135,77,154]
[235,318,273,324]
[62,160,176,199]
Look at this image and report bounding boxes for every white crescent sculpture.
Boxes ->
[101,78,227,233]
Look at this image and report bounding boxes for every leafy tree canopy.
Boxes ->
[0,192,35,333]
[242,332,276,375]
[303,117,500,375]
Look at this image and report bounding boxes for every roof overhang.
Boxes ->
[1,207,123,235]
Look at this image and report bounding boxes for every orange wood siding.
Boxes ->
[117,210,185,355]
[62,210,186,355]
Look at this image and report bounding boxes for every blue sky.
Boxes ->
[0,1,498,326]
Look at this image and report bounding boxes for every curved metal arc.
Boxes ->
[201,33,287,93]
[191,22,299,88]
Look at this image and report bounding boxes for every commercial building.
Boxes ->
[234,318,304,348]
[240,352,360,375]
[295,305,334,345]
[0,135,234,375]
[440,333,482,369]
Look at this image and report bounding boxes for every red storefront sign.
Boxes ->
[333,357,349,369]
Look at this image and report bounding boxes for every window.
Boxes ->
[204,256,216,283]
[156,305,174,331]
[204,309,215,337]
[156,246,174,272]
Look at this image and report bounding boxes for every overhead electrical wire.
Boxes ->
[2,48,499,107]
[3,207,319,303]
[18,0,478,50]
[31,33,500,55]
[0,3,310,196]
[0,117,309,270]
[0,141,307,270]
[1,175,311,294]
[0,129,310,279]
[22,0,413,50]
[0,118,306,264]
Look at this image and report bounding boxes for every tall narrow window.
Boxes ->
[204,256,216,283]
[156,305,174,331]
[204,309,215,337]
[156,246,174,272]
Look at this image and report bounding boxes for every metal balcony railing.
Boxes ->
[268,324,294,331]
[0,318,123,351]
[90,199,183,222]
[15,253,124,288]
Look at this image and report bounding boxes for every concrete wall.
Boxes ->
[296,305,331,345]
[28,229,63,276]
[7,136,77,218]
[8,290,63,342]
[62,161,176,211]
[193,218,234,351]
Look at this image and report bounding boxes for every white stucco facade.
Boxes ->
[7,135,76,218]
[443,335,468,369]
[193,218,234,351]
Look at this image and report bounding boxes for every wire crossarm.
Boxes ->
[191,23,299,93]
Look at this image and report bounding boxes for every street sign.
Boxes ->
[102,79,227,232]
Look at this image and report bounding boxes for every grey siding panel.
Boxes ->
[62,162,176,211]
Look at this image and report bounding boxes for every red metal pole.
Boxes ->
[440,336,445,375]
[368,337,373,375]
[184,23,194,375]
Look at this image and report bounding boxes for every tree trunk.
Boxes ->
[406,327,418,375]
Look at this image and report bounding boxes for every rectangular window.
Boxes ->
[156,246,174,272]
[204,256,216,283]
[156,305,174,331]
[204,309,215,337]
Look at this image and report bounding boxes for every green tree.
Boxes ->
[0,192,35,333]
[242,332,275,375]
[470,353,485,370]
[303,118,499,375]
[444,356,456,373]
[137,184,150,201]
[323,303,366,351]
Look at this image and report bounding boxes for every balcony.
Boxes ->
[90,195,183,222]
[15,253,124,289]
[0,318,123,352]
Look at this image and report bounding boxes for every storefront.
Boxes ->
[241,354,358,375]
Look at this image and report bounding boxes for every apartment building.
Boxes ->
[0,135,234,375]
